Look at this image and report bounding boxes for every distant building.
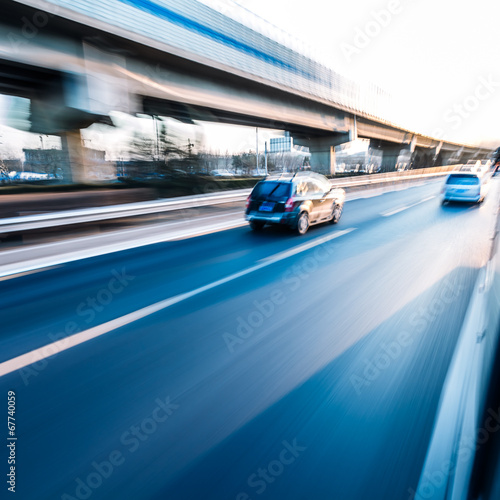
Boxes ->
[270,132,293,153]
[23,148,65,175]
[0,159,22,172]
[84,148,115,180]
[23,147,113,180]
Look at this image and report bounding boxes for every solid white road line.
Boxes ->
[0,266,62,281]
[0,227,356,377]
[381,195,436,217]
[259,228,355,264]
[0,212,245,279]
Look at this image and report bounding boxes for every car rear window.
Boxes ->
[446,175,479,185]
[252,181,291,200]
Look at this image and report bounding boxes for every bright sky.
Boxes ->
[1,0,499,160]
[226,0,500,146]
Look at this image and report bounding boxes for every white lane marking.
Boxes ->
[381,195,436,217]
[0,213,245,279]
[382,206,410,217]
[0,266,62,281]
[260,228,355,264]
[0,227,356,377]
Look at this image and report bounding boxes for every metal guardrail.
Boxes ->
[413,179,500,500]
[0,190,251,235]
[0,166,456,235]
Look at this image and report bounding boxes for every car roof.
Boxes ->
[262,171,328,183]
[448,172,479,178]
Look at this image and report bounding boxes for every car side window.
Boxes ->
[307,180,323,196]
[319,179,331,193]
[295,181,309,196]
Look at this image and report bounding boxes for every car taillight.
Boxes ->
[285,197,295,212]
[246,195,251,209]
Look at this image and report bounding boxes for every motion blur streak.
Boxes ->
[0,228,354,377]
[1,179,498,499]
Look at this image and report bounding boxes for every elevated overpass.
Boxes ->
[0,0,493,180]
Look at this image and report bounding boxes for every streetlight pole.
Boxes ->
[256,127,259,174]
[264,141,268,176]
[153,115,159,160]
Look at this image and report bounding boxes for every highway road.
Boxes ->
[1,178,499,500]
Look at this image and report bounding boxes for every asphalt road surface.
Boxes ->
[1,178,498,500]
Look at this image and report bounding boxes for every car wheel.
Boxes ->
[296,212,309,235]
[250,220,265,231]
[329,204,343,224]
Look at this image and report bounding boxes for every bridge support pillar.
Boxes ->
[294,133,350,175]
[370,140,406,172]
[429,142,443,166]
[410,146,434,169]
[460,152,475,163]
[440,148,463,166]
[437,150,456,166]
[60,130,88,183]
[382,144,403,171]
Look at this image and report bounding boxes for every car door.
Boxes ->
[307,180,329,221]
[316,177,335,219]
